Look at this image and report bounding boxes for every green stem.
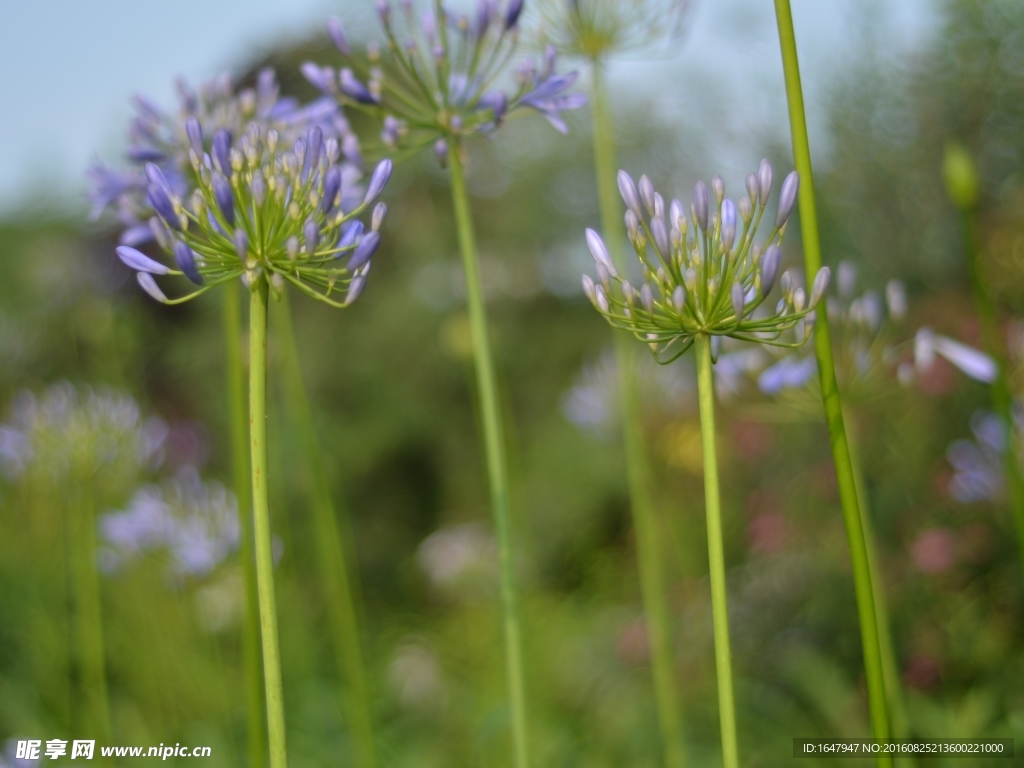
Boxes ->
[773,4,893,764]
[448,141,530,768]
[960,212,1024,574]
[72,487,111,742]
[249,276,288,768]
[273,288,378,768]
[694,335,739,768]
[224,280,267,768]
[591,58,687,768]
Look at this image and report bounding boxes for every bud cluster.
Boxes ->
[302,0,585,162]
[534,0,689,60]
[582,161,829,364]
[116,123,393,307]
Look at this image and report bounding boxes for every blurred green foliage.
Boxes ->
[1,1,1024,765]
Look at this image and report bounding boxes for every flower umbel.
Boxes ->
[303,0,586,160]
[534,0,690,60]
[583,162,828,363]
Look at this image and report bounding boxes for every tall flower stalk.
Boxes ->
[773,2,892,762]
[305,6,585,764]
[582,163,828,768]
[273,288,377,768]
[943,143,1024,576]
[99,93,393,763]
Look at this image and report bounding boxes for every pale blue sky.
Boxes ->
[0,0,936,214]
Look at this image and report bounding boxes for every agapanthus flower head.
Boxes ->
[303,0,586,161]
[88,69,365,248]
[945,410,1024,504]
[582,162,827,365]
[114,123,393,308]
[533,0,690,60]
[101,466,239,578]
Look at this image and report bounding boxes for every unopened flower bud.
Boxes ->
[651,216,669,257]
[582,274,596,304]
[721,199,737,251]
[758,159,773,205]
[372,202,388,231]
[710,335,721,362]
[617,170,643,219]
[585,228,616,276]
[761,245,781,296]
[811,266,830,307]
[595,284,609,313]
[363,159,393,205]
[640,283,654,314]
[672,285,686,314]
[137,272,167,303]
[739,195,752,222]
[116,246,169,275]
[745,172,759,206]
[174,241,203,285]
[776,171,799,228]
[793,287,806,313]
[638,175,656,217]
[712,175,725,203]
[669,198,684,228]
[234,229,249,261]
[693,181,709,231]
[731,282,745,319]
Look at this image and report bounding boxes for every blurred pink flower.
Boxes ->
[911,528,957,574]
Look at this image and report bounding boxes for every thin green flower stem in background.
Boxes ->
[773,4,893,764]
[694,334,739,768]
[273,288,378,768]
[960,211,1024,571]
[249,276,288,768]
[224,280,267,768]
[71,487,111,742]
[591,58,687,768]
[448,140,530,768]
[844,414,914,766]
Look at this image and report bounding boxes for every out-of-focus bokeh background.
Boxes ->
[0,0,1023,765]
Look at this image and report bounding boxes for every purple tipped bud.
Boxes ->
[212,174,235,226]
[147,186,181,231]
[693,181,709,231]
[811,266,830,307]
[377,0,392,24]
[252,171,267,207]
[731,282,745,319]
[116,245,169,275]
[621,281,635,304]
[712,175,725,202]
[739,196,752,222]
[669,198,684,228]
[585,228,616,275]
[137,272,167,303]
[174,241,203,285]
[595,261,610,288]
[582,274,596,303]
[672,285,686,314]
[758,159,773,205]
[710,335,721,362]
[504,0,523,29]
[625,210,640,241]
[640,283,654,314]
[212,129,232,176]
[721,199,737,251]
[301,63,334,94]
[302,125,323,182]
[595,284,610,313]
[338,220,364,251]
[745,172,759,205]
[304,218,320,254]
[776,171,799,228]
[345,275,367,306]
[321,167,341,214]
[185,117,204,156]
[144,162,172,195]
[363,159,393,205]
[372,202,387,231]
[339,68,377,104]
[234,229,248,260]
[760,245,781,296]
[327,17,351,55]
[638,175,656,217]
[651,216,669,257]
[617,171,643,219]
[348,231,381,271]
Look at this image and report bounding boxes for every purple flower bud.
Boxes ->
[617,171,642,219]
[363,159,393,206]
[305,218,320,254]
[372,202,387,231]
[776,171,799,228]
[339,68,377,104]
[145,162,172,195]
[581,274,596,304]
[212,174,235,226]
[128,146,165,163]
[693,181,709,231]
[650,216,669,257]
[640,283,654,314]
[638,175,656,217]
[745,172,759,206]
[739,195,752,222]
[301,63,334,95]
[811,266,830,307]
[758,159,773,205]
[505,0,523,29]
[302,125,323,183]
[321,167,342,214]
[327,17,351,55]
[185,117,203,156]
[760,245,781,296]
[338,220,364,251]
[672,285,686,314]
[377,0,392,24]
[434,138,449,167]
[585,228,616,275]
[137,272,167,303]
[234,229,248,261]
[669,198,684,228]
[147,185,180,230]
[595,284,609,313]
[252,170,267,207]
[212,129,232,177]
[712,175,725,203]
[349,231,381,271]
[116,245,169,275]
[721,199,737,251]
[625,210,639,241]
[174,241,203,285]
[710,335,721,362]
[345,275,367,306]
[731,282,745,319]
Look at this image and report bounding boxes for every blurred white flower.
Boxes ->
[387,641,447,712]
[417,523,496,589]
